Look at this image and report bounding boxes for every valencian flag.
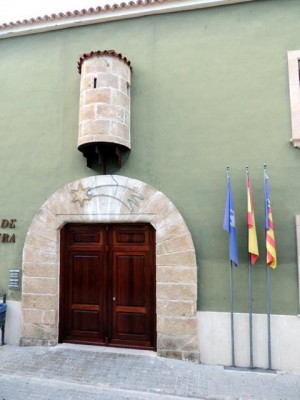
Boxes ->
[247,174,259,264]
[264,170,277,268]
[223,172,238,266]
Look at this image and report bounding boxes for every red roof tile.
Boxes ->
[0,0,165,30]
[77,50,133,73]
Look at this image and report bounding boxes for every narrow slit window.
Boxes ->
[93,78,97,89]
[127,82,131,96]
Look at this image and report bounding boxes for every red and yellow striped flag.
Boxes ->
[264,171,277,268]
[247,175,259,265]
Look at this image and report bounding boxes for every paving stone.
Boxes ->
[0,345,299,400]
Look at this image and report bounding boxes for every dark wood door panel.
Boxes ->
[62,251,107,344]
[111,250,155,348]
[59,223,156,350]
[71,310,100,336]
[113,254,146,307]
[71,253,104,305]
[116,313,146,335]
[110,224,152,250]
[66,224,106,249]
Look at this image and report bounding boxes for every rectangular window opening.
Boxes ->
[287,50,300,147]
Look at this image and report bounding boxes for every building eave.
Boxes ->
[0,0,256,40]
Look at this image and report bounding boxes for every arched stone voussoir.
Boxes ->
[137,190,172,217]
[35,206,60,231]
[25,217,57,246]
[156,232,195,255]
[21,175,199,362]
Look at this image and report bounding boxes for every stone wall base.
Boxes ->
[157,350,200,363]
[20,330,200,362]
[198,311,300,373]
[157,333,200,362]
[20,337,57,346]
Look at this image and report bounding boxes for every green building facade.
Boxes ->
[0,0,300,371]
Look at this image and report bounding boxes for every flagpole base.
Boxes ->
[224,366,277,374]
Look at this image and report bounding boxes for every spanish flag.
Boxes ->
[247,174,259,265]
[264,170,277,268]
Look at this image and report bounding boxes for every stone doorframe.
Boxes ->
[21,175,199,361]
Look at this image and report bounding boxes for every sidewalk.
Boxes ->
[0,344,299,399]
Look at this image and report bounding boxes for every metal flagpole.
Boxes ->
[248,256,254,369]
[229,259,235,367]
[225,167,236,367]
[246,166,254,369]
[223,167,238,367]
[266,264,272,370]
[264,164,272,370]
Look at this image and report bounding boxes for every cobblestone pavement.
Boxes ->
[0,344,300,400]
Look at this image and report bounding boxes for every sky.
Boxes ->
[0,0,117,24]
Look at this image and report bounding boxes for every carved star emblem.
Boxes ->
[71,183,92,207]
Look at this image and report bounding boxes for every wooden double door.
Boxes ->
[59,223,156,350]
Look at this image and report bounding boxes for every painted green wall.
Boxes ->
[0,0,299,314]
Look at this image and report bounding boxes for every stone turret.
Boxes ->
[77,50,132,172]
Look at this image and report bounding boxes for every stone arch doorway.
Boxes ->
[21,175,199,361]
